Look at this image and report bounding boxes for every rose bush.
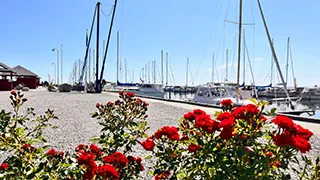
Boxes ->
[0,90,319,179]
[0,91,148,179]
[141,99,320,179]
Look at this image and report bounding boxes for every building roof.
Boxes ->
[12,65,39,78]
[0,62,15,73]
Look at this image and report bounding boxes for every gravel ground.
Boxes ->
[0,88,320,179]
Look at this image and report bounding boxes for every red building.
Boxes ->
[0,62,15,91]
[12,65,40,89]
[0,62,40,91]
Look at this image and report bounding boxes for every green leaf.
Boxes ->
[249,98,258,105]
[38,136,47,143]
[177,172,187,179]
[145,155,153,159]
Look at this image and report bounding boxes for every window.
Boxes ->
[197,88,210,97]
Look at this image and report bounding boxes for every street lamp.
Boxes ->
[51,62,56,84]
[52,48,59,85]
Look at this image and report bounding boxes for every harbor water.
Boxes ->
[162,92,320,118]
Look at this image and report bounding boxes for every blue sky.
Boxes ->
[1,0,319,87]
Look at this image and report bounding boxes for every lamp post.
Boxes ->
[51,62,56,84]
[52,48,59,85]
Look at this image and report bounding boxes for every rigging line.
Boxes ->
[193,0,226,80]
[120,0,124,66]
[101,4,113,17]
[245,37,256,86]
[188,61,194,85]
[213,0,232,82]
[289,41,296,81]
[258,48,271,80]
[249,0,256,73]
[249,0,256,23]
[228,29,238,82]
[79,5,97,84]
[169,60,176,85]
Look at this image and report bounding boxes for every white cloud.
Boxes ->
[253,57,264,61]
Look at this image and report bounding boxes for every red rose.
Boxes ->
[188,144,200,153]
[241,134,248,139]
[126,92,135,97]
[180,135,189,141]
[119,91,124,95]
[260,115,267,122]
[273,130,293,146]
[218,118,235,129]
[219,127,234,140]
[111,152,129,169]
[97,164,119,179]
[272,116,295,130]
[10,90,16,95]
[90,144,102,156]
[295,125,313,141]
[136,157,142,164]
[183,112,195,120]
[83,167,96,180]
[78,152,96,166]
[270,160,280,168]
[153,126,180,141]
[127,155,136,162]
[59,151,64,158]
[76,144,88,152]
[217,112,234,121]
[103,155,114,164]
[232,106,246,119]
[221,99,233,107]
[46,148,57,156]
[141,138,155,151]
[106,101,113,106]
[22,143,36,152]
[140,165,145,171]
[193,109,206,116]
[96,103,100,108]
[265,151,274,157]
[195,114,219,133]
[246,104,260,115]
[0,163,9,171]
[292,135,312,153]
[154,171,171,180]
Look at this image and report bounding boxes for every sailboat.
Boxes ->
[193,0,254,106]
[256,37,303,99]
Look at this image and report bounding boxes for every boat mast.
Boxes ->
[289,39,297,89]
[243,29,246,85]
[148,61,151,83]
[95,2,100,93]
[270,39,274,85]
[125,58,127,83]
[212,53,215,82]
[117,31,119,84]
[154,60,156,84]
[161,50,164,86]
[257,0,293,109]
[186,58,189,87]
[236,0,243,99]
[166,52,168,86]
[226,49,229,82]
[100,0,118,89]
[286,37,290,88]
